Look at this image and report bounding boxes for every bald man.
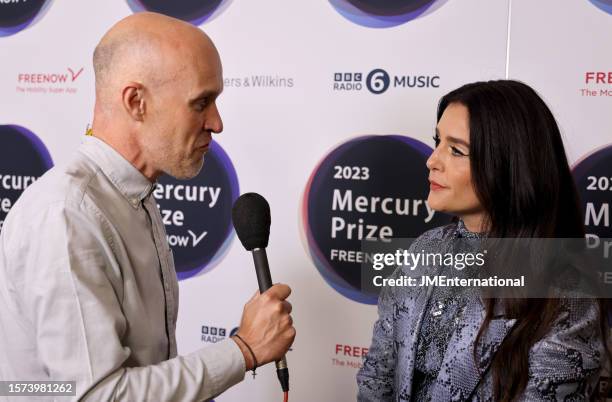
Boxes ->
[0,12,295,402]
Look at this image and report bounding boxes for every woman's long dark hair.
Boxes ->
[437,80,610,401]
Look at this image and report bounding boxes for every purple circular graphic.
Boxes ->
[154,141,239,280]
[573,144,612,239]
[301,135,451,304]
[329,0,448,28]
[588,0,612,14]
[0,0,52,37]
[0,125,53,232]
[127,0,232,25]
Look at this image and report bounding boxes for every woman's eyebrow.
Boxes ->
[436,128,470,147]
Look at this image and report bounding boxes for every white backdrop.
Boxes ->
[1,1,611,401]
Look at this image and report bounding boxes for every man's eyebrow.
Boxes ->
[189,89,220,103]
[435,128,470,147]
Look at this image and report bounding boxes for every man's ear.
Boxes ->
[122,83,145,122]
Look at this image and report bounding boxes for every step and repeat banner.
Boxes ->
[0,0,610,400]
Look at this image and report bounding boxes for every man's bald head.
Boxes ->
[91,12,224,182]
[93,12,219,111]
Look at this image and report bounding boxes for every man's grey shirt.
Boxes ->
[0,136,245,401]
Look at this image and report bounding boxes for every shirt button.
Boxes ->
[132,199,138,206]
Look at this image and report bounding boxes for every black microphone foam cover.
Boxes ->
[232,192,271,251]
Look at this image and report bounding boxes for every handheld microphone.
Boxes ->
[232,192,290,393]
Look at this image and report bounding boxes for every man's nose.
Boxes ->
[205,102,223,134]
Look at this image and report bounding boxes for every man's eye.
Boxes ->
[194,102,206,111]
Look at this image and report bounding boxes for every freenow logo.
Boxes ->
[332,343,368,370]
[127,0,232,25]
[329,0,448,28]
[0,125,53,232]
[588,0,612,14]
[301,135,450,304]
[580,72,612,98]
[16,67,84,95]
[0,0,52,37]
[333,68,440,95]
[154,141,239,280]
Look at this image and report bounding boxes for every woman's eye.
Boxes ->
[451,146,467,157]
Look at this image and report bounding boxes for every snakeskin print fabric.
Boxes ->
[356,221,605,401]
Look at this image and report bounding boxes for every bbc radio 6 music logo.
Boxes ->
[127,0,233,25]
[333,68,440,95]
[329,0,448,28]
[0,0,52,37]
[588,0,612,14]
[201,324,238,343]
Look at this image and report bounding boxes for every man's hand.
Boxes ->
[233,284,295,370]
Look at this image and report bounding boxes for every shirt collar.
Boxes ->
[455,218,484,239]
[79,136,154,209]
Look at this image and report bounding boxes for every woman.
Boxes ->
[357,80,610,401]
